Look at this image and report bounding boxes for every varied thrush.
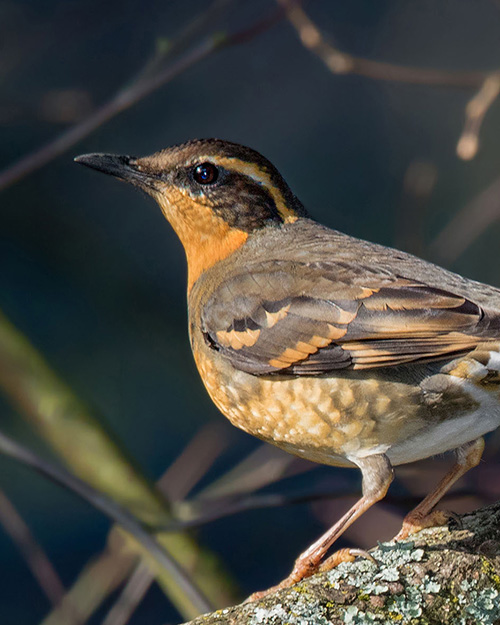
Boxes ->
[76,139,500,597]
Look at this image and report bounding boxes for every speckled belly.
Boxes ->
[193,343,430,467]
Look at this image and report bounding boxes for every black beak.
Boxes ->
[74,153,155,188]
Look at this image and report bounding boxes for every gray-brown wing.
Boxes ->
[201,260,496,375]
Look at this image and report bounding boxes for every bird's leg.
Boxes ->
[395,437,484,541]
[246,454,393,602]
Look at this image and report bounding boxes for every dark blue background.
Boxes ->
[2,1,500,623]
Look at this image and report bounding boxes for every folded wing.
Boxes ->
[201,260,497,375]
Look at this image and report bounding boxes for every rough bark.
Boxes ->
[182,502,500,625]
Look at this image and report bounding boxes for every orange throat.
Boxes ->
[184,226,248,292]
[155,190,248,292]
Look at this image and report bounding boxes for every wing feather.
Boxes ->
[200,260,497,376]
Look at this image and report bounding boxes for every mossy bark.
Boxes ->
[182,502,500,625]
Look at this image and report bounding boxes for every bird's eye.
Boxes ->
[193,162,219,185]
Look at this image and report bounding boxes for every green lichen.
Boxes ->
[481,556,500,591]
[421,576,441,594]
[342,606,382,624]
[454,586,500,625]
[387,587,423,620]
[361,583,389,596]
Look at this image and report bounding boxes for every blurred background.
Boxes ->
[2,0,500,623]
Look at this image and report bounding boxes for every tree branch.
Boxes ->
[0,488,68,609]
[181,502,500,624]
[278,0,491,88]
[278,0,500,162]
[0,429,213,616]
[457,74,500,160]
[0,309,235,618]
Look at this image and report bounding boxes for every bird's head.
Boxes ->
[75,139,307,291]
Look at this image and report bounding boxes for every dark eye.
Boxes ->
[193,162,219,185]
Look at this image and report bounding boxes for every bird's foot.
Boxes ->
[245,548,374,602]
[244,561,316,603]
[394,509,453,541]
[319,547,376,572]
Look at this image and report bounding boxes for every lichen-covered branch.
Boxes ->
[182,502,500,624]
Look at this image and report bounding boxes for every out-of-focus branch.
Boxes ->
[428,175,500,264]
[166,487,483,532]
[0,430,213,616]
[0,488,68,610]
[42,423,237,625]
[196,444,302,501]
[42,531,138,625]
[279,0,500,161]
[158,423,232,501]
[101,562,154,625]
[278,0,491,88]
[0,5,283,192]
[457,74,500,160]
[0,310,235,619]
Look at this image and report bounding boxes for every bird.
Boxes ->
[75,139,500,598]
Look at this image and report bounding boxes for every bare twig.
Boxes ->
[98,423,232,625]
[457,74,500,160]
[158,423,232,501]
[0,488,68,608]
[133,0,234,82]
[167,485,487,532]
[196,444,306,501]
[41,535,138,625]
[0,429,213,616]
[0,42,204,191]
[0,5,283,192]
[278,0,500,161]
[278,0,491,88]
[0,308,236,616]
[101,561,154,625]
[428,174,500,263]
[395,160,438,256]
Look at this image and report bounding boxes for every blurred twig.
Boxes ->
[43,423,237,625]
[132,0,234,82]
[395,160,438,256]
[197,444,306,500]
[278,0,491,88]
[0,4,284,192]
[98,424,233,625]
[428,175,500,264]
[98,423,233,625]
[0,487,69,610]
[167,486,486,531]
[101,561,154,625]
[0,429,214,616]
[158,422,233,501]
[0,310,234,619]
[41,531,138,625]
[457,74,500,160]
[278,0,500,162]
